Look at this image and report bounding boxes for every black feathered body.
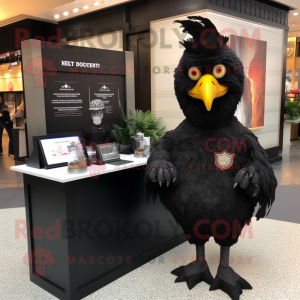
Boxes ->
[145,117,276,246]
[145,17,277,247]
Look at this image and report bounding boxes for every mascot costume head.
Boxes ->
[145,16,277,300]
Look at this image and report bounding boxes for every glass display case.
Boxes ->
[67,141,88,174]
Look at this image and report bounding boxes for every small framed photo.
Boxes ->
[96,142,120,163]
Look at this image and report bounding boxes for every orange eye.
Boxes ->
[213,64,226,79]
[188,67,201,81]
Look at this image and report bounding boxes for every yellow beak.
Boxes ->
[188,74,228,111]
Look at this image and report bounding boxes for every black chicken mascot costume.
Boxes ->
[145,16,277,300]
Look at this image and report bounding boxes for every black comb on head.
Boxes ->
[174,16,229,55]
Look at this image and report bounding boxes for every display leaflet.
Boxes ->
[89,83,125,116]
[51,81,83,118]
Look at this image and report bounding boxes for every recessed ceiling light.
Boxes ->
[292,24,295,26]
[294,12,298,16]
[94,1,99,5]
[83,5,89,9]
[73,8,79,12]
[63,11,69,16]
[54,14,59,19]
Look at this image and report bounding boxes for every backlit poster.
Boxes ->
[230,35,267,129]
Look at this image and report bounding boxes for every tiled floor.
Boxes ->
[267,140,300,224]
[272,140,300,186]
[0,134,24,210]
[0,134,300,299]
[0,133,23,189]
[0,209,299,300]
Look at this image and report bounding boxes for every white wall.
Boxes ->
[68,30,123,52]
[150,11,284,149]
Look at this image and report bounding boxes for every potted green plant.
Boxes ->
[122,110,166,151]
[285,100,300,120]
[111,124,132,154]
[123,110,165,141]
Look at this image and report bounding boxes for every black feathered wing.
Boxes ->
[144,132,172,202]
[243,130,277,220]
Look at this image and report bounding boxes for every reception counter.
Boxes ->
[11,155,185,300]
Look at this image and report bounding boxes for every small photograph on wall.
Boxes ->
[229,35,267,129]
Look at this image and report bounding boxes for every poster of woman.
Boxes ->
[230,35,267,129]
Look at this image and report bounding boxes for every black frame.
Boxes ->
[37,132,83,169]
[96,142,120,163]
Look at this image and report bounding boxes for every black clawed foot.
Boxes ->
[209,266,252,300]
[171,263,213,290]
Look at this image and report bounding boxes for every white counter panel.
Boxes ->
[11,155,147,183]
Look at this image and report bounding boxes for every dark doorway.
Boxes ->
[127,32,151,112]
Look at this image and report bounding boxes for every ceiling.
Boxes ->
[287,6,300,38]
[0,0,133,26]
[1,0,300,38]
[35,0,133,22]
[0,0,73,24]
[271,1,300,38]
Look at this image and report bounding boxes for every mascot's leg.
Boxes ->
[209,246,252,300]
[171,242,213,290]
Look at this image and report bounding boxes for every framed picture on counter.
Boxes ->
[37,132,83,169]
[96,142,133,165]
